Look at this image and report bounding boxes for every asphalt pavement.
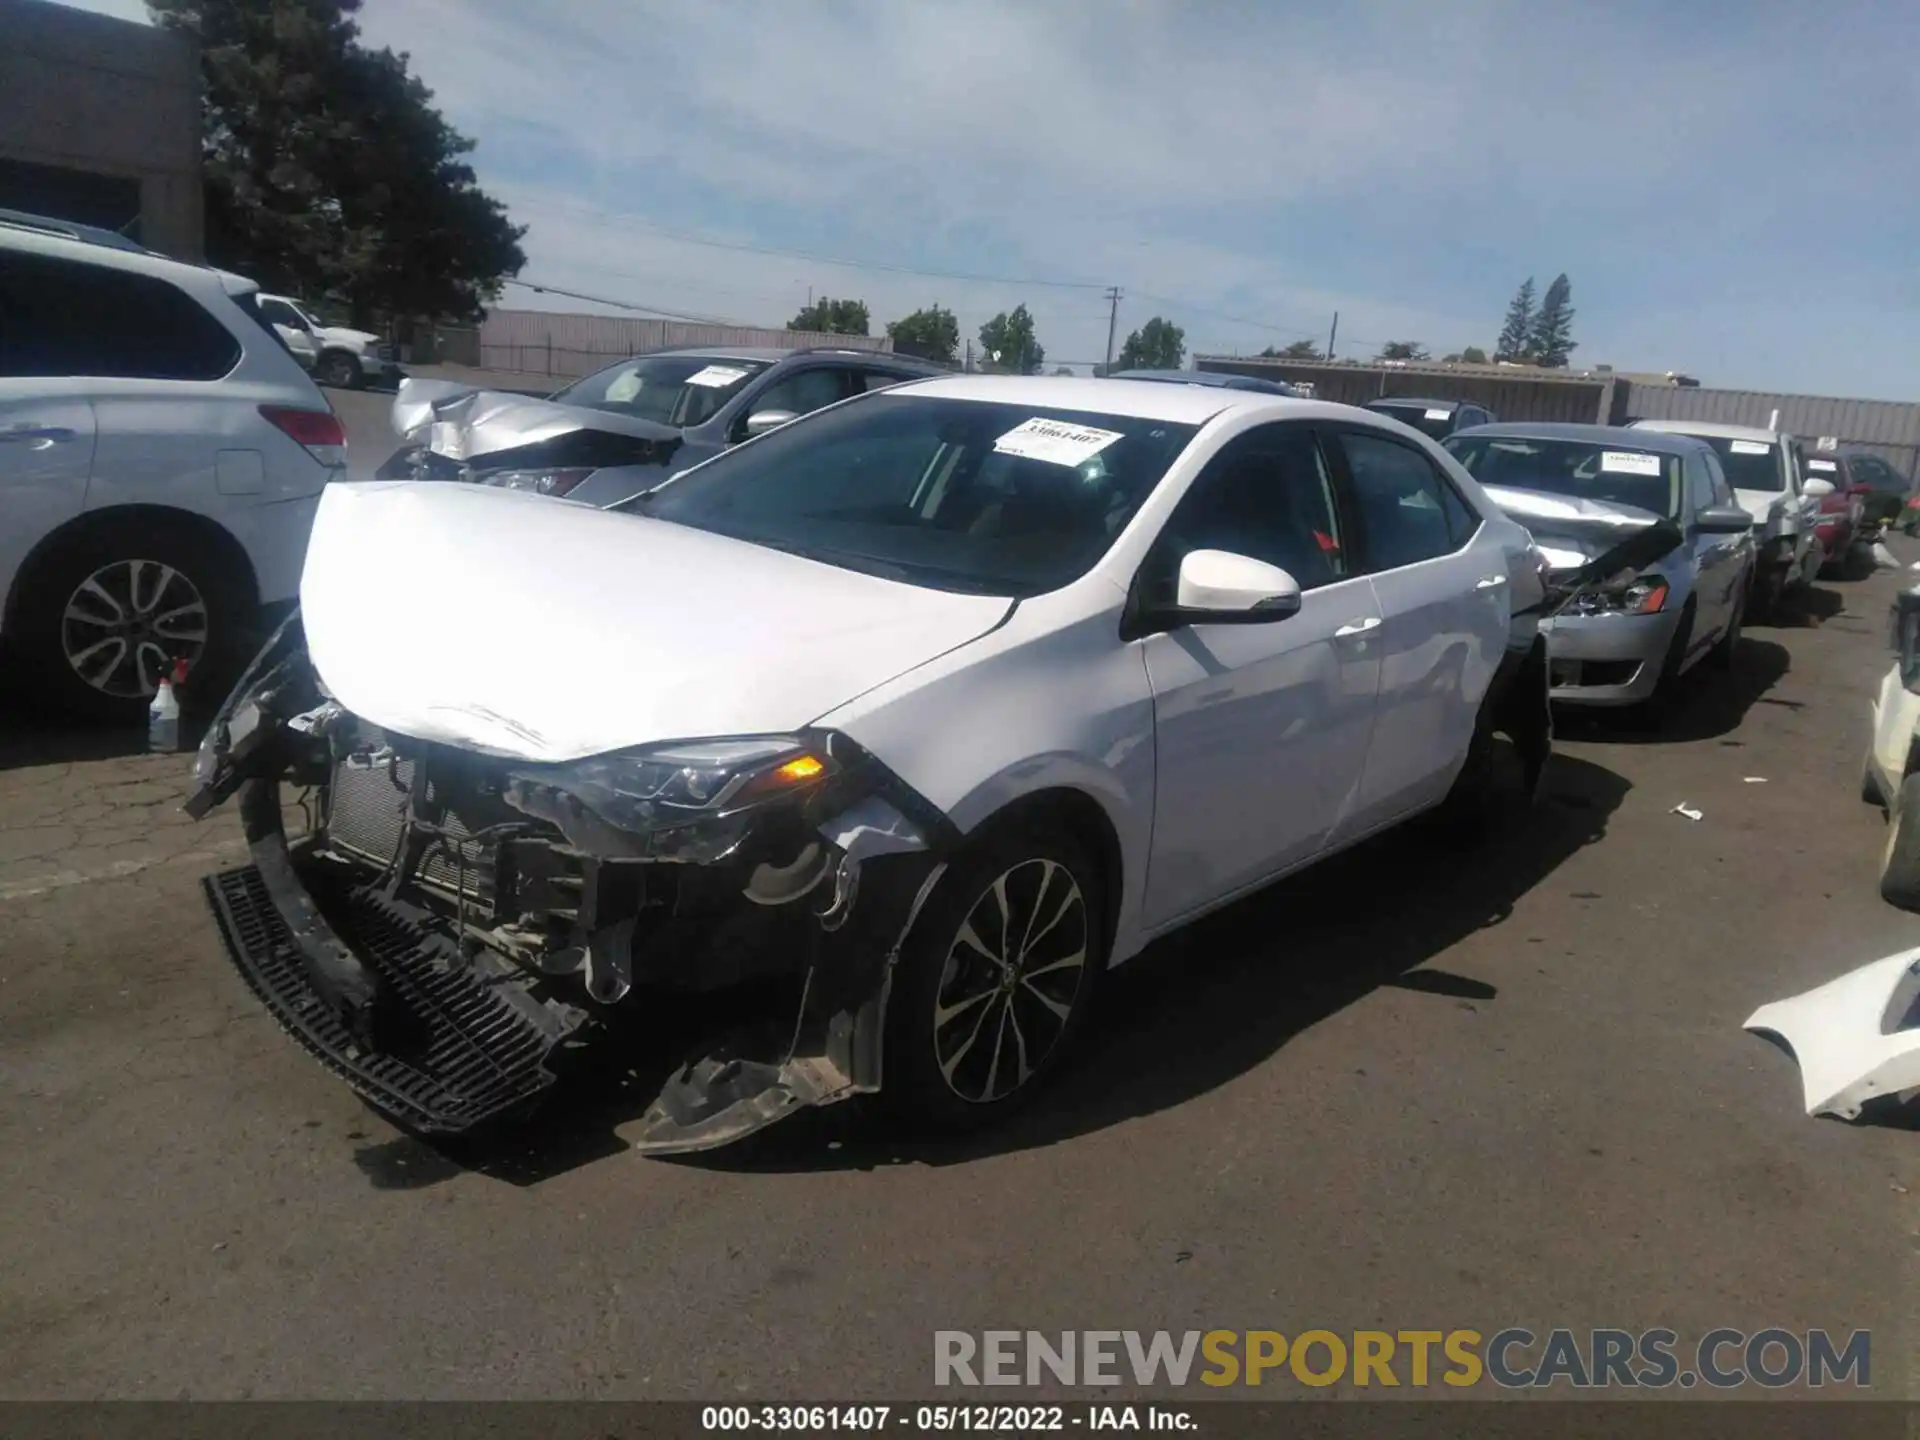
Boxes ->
[2,412,1917,1401]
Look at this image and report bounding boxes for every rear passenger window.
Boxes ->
[1687,455,1718,513]
[1338,430,1475,570]
[859,369,915,393]
[0,252,241,381]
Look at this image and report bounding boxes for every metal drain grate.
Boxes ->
[204,864,569,1134]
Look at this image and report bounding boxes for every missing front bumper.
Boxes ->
[186,625,951,1153]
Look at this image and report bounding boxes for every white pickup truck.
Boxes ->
[254,293,402,389]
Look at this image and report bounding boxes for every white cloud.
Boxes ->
[49,0,1920,391]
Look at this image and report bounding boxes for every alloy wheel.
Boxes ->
[931,857,1089,1105]
[60,559,209,698]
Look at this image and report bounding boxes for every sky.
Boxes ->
[65,0,1920,398]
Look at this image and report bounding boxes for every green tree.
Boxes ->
[1116,316,1185,370]
[1527,273,1577,368]
[1375,341,1430,362]
[1495,277,1536,362]
[978,304,1044,374]
[1261,338,1322,360]
[150,0,526,326]
[1460,345,1489,365]
[789,296,870,335]
[886,305,960,364]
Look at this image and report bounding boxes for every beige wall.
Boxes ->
[0,0,202,258]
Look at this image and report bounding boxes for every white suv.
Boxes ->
[0,211,346,720]
[253,292,402,390]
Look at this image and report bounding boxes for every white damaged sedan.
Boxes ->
[185,376,1624,1153]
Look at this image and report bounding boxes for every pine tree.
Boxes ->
[1528,274,1577,368]
[1495,278,1536,362]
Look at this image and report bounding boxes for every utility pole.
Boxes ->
[1326,311,1338,361]
[1103,286,1123,374]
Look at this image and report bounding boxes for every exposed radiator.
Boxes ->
[325,755,495,901]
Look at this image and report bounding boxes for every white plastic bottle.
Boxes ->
[148,659,185,752]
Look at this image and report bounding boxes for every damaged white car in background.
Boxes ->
[185,375,1684,1155]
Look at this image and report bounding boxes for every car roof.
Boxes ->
[1630,417,1785,443]
[1111,369,1292,392]
[1456,421,1713,457]
[1368,396,1467,411]
[0,206,157,255]
[643,345,941,368]
[879,373,1365,425]
[0,209,258,296]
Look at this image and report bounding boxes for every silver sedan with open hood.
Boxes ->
[1443,423,1755,711]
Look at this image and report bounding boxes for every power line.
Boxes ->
[537,199,1111,292]
[501,276,748,325]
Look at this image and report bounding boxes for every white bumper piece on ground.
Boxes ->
[1744,948,1920,1118]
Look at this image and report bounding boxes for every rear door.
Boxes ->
[0,252,99,626]
[1325,423,1508,836]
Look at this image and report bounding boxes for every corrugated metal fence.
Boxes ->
[1621,386,1920,481]
[475,309,892,379]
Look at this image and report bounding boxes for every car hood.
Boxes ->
[298,481,1014,763]
[1480,485,1668,572]
[320,325,382,348]
[391,377,684,461]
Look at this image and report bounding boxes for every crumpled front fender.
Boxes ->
[1745,949,1920,1118]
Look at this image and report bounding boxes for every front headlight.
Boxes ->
[1564,574,1670,617]
[482,467,598,497]
[502,735,839,861]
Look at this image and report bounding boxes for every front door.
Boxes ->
[1139,421,1384,928]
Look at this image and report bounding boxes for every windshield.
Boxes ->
[1695,435,1786,492]
[552,354,772,428]
[1444,434,1680,517]
[625,395,1200,597]
[1371,403,1455,441]
[1849,454,1909,493]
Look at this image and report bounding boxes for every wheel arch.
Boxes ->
[947,784,1129,969]
[3,504,260,635]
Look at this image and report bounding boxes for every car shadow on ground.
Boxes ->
[1750,584,1846,630]
[400,747,1630,1186]
[0,683,219,773]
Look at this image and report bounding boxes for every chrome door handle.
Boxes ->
[0,425,78,443]
[1334,617,1383,638]
[1475,574,1508,589]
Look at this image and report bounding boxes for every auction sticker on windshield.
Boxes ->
[686,364,751,389]
[1730,440,1773,455]
[1424,407,1451,420]
[994,417,1126,467]
[1600,450,1663,476]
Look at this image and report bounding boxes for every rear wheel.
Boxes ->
[11,520,252,724]
[883,820,1104,1132]
[1880,773,1920,910]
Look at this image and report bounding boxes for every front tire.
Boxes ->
[1708,590,1744,671]
[11,520,252,724]
[883,821,1104,1132]
[1881,773,1920,910]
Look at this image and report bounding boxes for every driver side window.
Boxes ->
[1150,423,1347,594]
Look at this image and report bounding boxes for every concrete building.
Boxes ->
[0,0,202,259]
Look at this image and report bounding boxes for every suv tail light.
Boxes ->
[260,405,347,468]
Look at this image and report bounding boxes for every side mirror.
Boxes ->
[1695,503,1754,534]
[743,409,799,439]
[1802,477,1836,498]
[1175,549,1302,618]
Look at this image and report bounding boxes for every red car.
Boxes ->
[1806,452,1865,570]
